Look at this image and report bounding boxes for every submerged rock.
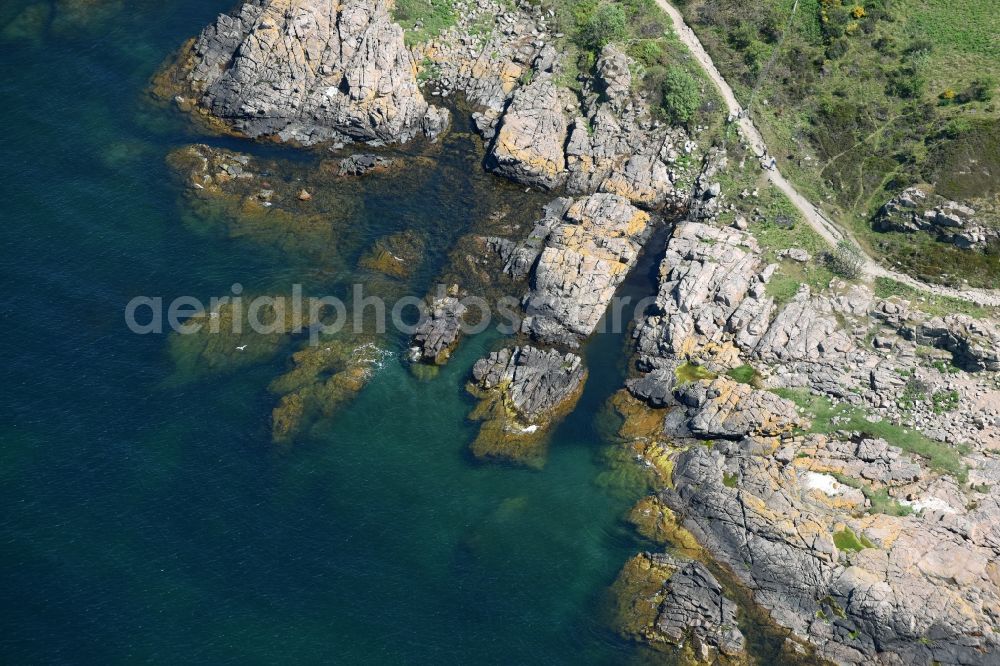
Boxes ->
[270,337,390,443]
[156,0,448,146]
[166,297,299,383]
[1,3,51,43]
[338,153,399,176]
[166,143,359,264]
[467,346,587,466]
[357,230,426,280]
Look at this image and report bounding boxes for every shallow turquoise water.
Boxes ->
[0,2,661,663]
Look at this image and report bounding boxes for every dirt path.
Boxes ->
[655,0,1000,308]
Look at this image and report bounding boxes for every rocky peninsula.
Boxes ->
[156,0,1000,663]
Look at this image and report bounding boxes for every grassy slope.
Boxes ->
[396,0,726,133]
[676,0,1000,288]
[774,387,968,481]
[393,0,458,46]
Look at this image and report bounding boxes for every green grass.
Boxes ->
[726,364,760,385]
[765,274,803,306]
[872,277,997,319]
[833,527,874,553]
[675,362,717,384]
[864,487,914,517]
[393,0,456,46]
[894,0,1000,86]
[536,0,724,130]
[722,472,738,488]
[714,155,839,303]
[829,472,913,516]
[773,388,968,481]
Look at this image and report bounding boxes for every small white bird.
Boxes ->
[235,345,247,351]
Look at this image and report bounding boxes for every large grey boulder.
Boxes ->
[595,44,632,111]
[471,346,586,423]
[874,186,997,250]
[754,287,855,363]
[916,314,1000,372]
[519,194,651,346]
[485,75,571,189]
[673,376,803,440]
[635,222,774,367]
[172,0,448,145]
[411,295,467,365]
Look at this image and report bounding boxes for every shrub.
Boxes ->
[629,40,664,67]
[662,66,701,124]
[932,390,960,413]
[887,66,925,99]
[826,38,849,59]
[957,77,996,104]
[827,239,866,279]
[579,3,628,52]
[727,22,757,50]
[898,378,929,409]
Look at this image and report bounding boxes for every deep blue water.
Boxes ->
[0,2,661,663]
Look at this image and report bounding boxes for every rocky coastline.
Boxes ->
[155,0,1000,663]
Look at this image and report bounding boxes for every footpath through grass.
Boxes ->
[675,0,1000,288]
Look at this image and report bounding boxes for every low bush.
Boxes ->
[826,240,866,279]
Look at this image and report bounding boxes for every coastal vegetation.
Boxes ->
[393,0,457,45]
[726,364,760,386]
[833,527,874,553]
[872,277,996,319]
[774,387,968,481]
[535,0,721,127]
[675,0,1000,286]
[829,472,914,516]
[675,361,717,384]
